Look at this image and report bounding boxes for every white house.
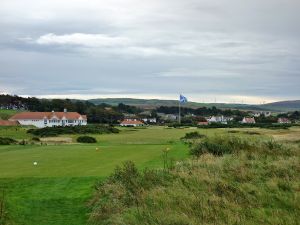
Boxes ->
[251,111,272,117]
[207,116,232,124]
[9,110,87,128]
[141,118,157,123]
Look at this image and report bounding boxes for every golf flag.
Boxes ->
[179,94,188,103]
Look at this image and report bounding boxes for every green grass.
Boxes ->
[0,126,299,225]
[0,126,31,140]
[0,126,192,225]
[0,143,188,178]
[0,109,20,120]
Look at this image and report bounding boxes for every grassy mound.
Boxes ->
[27,125,119,137]
[88,136,300,225]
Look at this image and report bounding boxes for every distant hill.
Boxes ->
[88,98,300,112]
[259,100,300,112]
[88,98,248,109]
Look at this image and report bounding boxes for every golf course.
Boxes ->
[0,126,299,224]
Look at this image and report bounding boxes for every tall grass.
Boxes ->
[88,136,300,225]
[0,189,9,225]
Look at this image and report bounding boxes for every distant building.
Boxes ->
[197,121,209,126]
[141,118,157,123]
[278,118,291,124]
[241,117,256,124]
[251,111,272,117]
[252,112,261,117]
[9,110,87,128]
[120,119,144,127]
[207,116,232,124]
[139,111,152,116]
[0,120,20,126]
[123,113,137,118]
[157,113,178,121]
[264,111,272,117]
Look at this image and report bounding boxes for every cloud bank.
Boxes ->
[0,0,299,103]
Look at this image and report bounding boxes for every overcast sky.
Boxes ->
[0,0,299,104]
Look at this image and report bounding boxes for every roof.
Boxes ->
[198,121,208,125]
[0,120,20,126]
[243,117,256,123]
[120,119,144,125]
[9,112,87,120]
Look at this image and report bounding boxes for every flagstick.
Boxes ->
[178,100,181,124]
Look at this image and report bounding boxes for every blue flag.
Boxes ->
[179,94,188,103]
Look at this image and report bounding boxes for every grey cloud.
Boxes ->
[0,0,299,103]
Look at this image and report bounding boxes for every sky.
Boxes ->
[0,0,299,104]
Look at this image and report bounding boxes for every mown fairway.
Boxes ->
[0,126,299,225]
[0,126,193,225]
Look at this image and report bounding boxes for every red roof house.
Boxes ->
[241,117,256,124]
[9,111,87,128]
[278,118,291,124]
[120,119,144,127]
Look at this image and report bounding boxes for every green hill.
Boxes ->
[88,98,300,112]
[259,100,300,112]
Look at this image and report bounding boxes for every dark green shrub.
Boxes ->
[0,137,17,145]
[191,140,232,157]
[181,131,206,140]
[27,125,119,137]
[77,136,97,143]
[88,161,173,224]
[31,137,40,142]
[190,136,255,157]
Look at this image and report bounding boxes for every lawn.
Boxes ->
[0,126,299,225]
[0,126,192,225]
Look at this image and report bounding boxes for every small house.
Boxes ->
[120,119,144,127]
[277,118,291,124]
[241,117,256,124]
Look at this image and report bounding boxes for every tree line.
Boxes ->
[1,94,299,124]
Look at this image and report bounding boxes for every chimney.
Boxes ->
[64,108,67,113]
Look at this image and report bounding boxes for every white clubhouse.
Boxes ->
[9,109,87,128]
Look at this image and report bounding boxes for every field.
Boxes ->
[0,126,299,224]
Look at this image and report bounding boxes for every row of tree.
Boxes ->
[1,94,300,124]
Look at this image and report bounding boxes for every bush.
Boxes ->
[27,125,119,137]
[190,135,255,157]
[181,131,206,140]
[0,137,17,145]
[77,136,97,143]
[88,161,173,224]
[31,137,40,142]
[191,139,232,157]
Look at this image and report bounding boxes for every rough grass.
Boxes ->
[88,137,300,225]
[0,126,300,225]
